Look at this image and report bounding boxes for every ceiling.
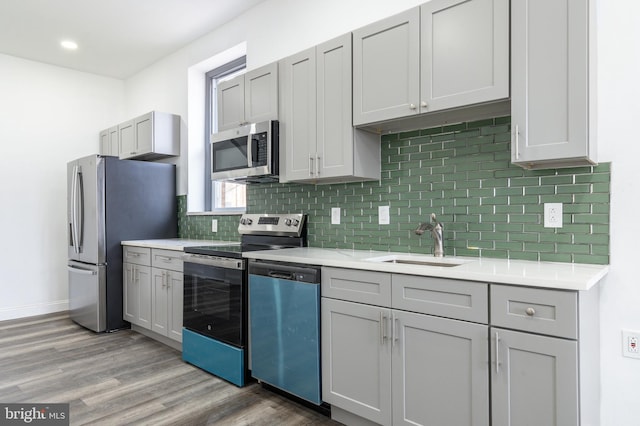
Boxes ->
[0,0,265,79]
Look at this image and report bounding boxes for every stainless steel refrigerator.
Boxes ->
[67,154,177,332]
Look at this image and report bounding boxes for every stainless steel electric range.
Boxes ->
[181,213,307,387]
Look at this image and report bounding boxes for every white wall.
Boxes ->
[0,53,124,320]
[595,0,640,424]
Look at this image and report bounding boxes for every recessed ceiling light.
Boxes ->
[60,40,78,50]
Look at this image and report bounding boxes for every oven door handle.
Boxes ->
[183,254,245,270]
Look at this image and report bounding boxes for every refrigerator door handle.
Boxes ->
[67,265,97,275]
[70,165,79,254]
[73,166,85,254]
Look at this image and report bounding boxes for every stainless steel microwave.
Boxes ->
[210,120,279,183]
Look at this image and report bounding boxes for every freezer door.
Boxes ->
[68,261,106,332]
[67,155,105,264]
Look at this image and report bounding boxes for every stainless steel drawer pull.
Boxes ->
[495,331,500,373]
[525,307,536,316]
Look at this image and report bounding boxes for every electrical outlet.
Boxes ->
[211,219,218,233]
[622,330,640,359]
[544,203,563,228]
[331,207,341,225]
[379,206,390,225]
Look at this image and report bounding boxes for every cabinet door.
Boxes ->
[151,267,168,336]
[279,47,317,181]
[136,264,152,329]
[123,262,138,325]
[321,298,392,425]
[392,310,489,426]
[491,328,578,426]
[167,271,183,342]
[99,129,109,155]
[316,33,354,179]
[421,0,509,112]
[108,126,119,156]
[353,7,420,125]
[118,119,135,159]
[245,63,278,124]
[134,112,153,155]
[511,0,592,168]
[217,74,245,131]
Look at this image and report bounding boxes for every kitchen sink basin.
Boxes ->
[365,254,466,268]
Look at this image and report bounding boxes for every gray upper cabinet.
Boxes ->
[511,0,596,169]
[353,8,420,126]
[491,328,579,426]
[279,47,317,182]
[217,75,245,130]
[216,62,278,131]
[99,126,119,156]
[280,34,380,184]
[353,0,509,126]
[421,0,509,112]
[118,111,180,160]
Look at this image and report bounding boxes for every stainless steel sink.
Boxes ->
[365,254,466,268]
[382,258,460,267]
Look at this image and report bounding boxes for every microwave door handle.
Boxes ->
[246,134,253,167]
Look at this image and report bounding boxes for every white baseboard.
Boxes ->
[0,300,69,322]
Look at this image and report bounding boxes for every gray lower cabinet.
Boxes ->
[491,328,578,426]
[353,0,509,126]
[511,0,595,169]
[122,246,152,328]
[322,298,392,425]
[322,268,489,426]
[279,33,380,184]
[123,246,183,344]
[216,62,278,131]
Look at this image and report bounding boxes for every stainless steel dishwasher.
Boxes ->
[248,259,322,405]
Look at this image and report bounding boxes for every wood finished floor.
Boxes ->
[0,313,340,426]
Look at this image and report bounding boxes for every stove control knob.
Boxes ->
[240,218,253,225]
[285,218,292,226]
[291,219,300,226]
[246,218,253,225]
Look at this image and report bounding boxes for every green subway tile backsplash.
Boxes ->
[179,116,610,265]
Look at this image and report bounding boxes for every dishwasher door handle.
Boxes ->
[267,271,294,280]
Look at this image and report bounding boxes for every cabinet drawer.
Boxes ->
[123,246,151,266]
[392,275,488,323]
[322,267,391,307]
[151,249,183,272]
[490,285,578,339]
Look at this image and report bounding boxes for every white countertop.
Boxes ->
[243,247,609,291]
[121,238,240,251]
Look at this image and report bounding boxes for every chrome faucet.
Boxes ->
[415,213,444,257]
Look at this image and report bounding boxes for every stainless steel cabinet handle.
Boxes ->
[392,316,399,347]
[409,103,417,110]
[316,155,320,176]
[495,331,500,374]
[157,255,172,262]
[309,157,314,176]
[525,307,536,316]
[380,312,385,345]
[161,271,167,289]
[420,101,428,108]
[166,271,171,289]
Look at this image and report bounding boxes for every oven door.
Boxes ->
[183,255,246,348]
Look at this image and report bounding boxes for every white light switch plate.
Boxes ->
[331,207,341,225]
[544,203,563,228]
[622,329,640,359]
[379,206,390,225]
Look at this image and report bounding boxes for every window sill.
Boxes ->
[186,211,245,217]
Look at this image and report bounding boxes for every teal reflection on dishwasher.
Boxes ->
[249,274,321,404]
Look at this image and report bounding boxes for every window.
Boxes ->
[205,56,247,213]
